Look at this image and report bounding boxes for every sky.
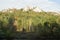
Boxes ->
[0,0,60,12]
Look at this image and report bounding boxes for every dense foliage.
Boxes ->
[0,8,60,38]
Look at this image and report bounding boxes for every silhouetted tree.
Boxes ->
[44,22,51,33]
[8,16,16,32]
[22,28,26,33]
[37,23,43,33]
[50,22,59,34]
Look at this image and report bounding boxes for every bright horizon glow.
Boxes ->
[0,0,60,12]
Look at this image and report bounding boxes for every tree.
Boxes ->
[50,22,59,34]
[44,22,51,33]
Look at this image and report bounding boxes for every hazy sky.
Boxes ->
[0,0,60,12]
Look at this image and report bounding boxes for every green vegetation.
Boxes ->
[0,8,60,39]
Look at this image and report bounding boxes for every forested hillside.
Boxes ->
[0,8,60,39]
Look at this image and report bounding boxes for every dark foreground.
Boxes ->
[0,32,60,40]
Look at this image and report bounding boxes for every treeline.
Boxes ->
[0,8,60,38]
